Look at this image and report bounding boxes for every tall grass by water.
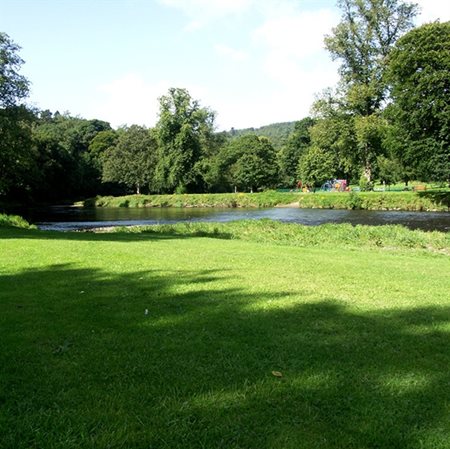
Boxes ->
[106,219,450,254]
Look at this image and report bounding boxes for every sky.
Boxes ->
[1,0,448,131]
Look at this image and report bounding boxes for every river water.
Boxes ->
[14,206,450,232]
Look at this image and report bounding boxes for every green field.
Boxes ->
[1,222,450,448]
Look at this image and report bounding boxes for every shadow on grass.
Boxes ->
[1,264,449,448]
[0,226,234,243]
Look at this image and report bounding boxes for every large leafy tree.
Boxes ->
[0,106,36,196]
[387,21,450,183]
[32,113,111,200]
[314,0,417,182]
[277,117,315,187]
[218,135,278,192]
[0,32,29,107]
[0,32,34,198]
[298,146,338,189]
[102,125,158,194]
[154,88,216,193]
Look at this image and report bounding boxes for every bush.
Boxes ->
[359,176,374,191]
[0,213,35,229]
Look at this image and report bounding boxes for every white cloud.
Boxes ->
[416,0,450,24]
[214,44,248,61]
[88,73,168,128]
[159,0,255,29]
[88,73,213,129]
[252,7,339,117]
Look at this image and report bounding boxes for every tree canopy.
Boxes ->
[387,21,450,182]
[154,88,216,193]
[102,125,158,194]
[0,32,29,107]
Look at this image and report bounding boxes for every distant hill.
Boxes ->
[224,121,296,149]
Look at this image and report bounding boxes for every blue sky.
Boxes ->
[1,0,448,130]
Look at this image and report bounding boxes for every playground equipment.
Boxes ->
[321,179,348,192]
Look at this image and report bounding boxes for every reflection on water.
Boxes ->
[13,206,450,232]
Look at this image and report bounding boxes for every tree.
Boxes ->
[278,118,315,186]
[317,0,417,182]
[0,32,35,198]
[154,88,216,193]
[377,155,401,188]
[387,21,450,183]
[297,146,337,189]
[0,32,29,107]
[218,135,278,192]
[102,125,158,194]
[32,113,111,200]
[0,106,36,196]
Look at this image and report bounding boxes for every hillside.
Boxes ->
[225,121,296,149]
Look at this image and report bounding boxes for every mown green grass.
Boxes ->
[80,190,450,211]
[1,224,449,449]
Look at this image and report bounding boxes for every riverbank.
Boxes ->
[1,222,449,449]
[78,190,450,211]
[94,219,450,254]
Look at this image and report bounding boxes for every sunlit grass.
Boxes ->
[1,225,449,448]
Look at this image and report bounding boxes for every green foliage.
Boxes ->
[387,21,450,183]
[325,0,417,111]
[0,106,36,197]
[102,125,157,194]
[226,121,296,149]
[154,88,216,193]
[298,146,337,188]
[0,32,29,107]
[0,213,35,228]
[277,117,315,186]
[85,190,450,212]
[317,0,417,182]
[82,191,302,208]
[359,175,374,191]
[377,155,401,186]
[218,135,278,192]
[31,112,111,200]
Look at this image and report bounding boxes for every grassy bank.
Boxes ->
[106,220,450,254]
[1,222,450,448]
[0,212,36,229]
[79,190,450,211]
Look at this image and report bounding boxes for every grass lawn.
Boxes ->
[1,224,449,448]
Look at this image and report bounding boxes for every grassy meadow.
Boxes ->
[1,220,450,448]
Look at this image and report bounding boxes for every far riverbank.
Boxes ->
[77,190,450,212]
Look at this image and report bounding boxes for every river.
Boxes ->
[13,206,450,232]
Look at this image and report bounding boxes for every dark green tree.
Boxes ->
[102,125,158,194]
[278,117,315,187]
[218,135,278,192]
[387,21,450,183]
[297,146,337,189]
[154,88,216,193]
[0,32,35,198]
[316,0,417,182]
[32,113,111,200]
[0,106,35,196]
[0,32,29,107]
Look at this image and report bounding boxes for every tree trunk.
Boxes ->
[136,184,140,195]
[363,162,372,183]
